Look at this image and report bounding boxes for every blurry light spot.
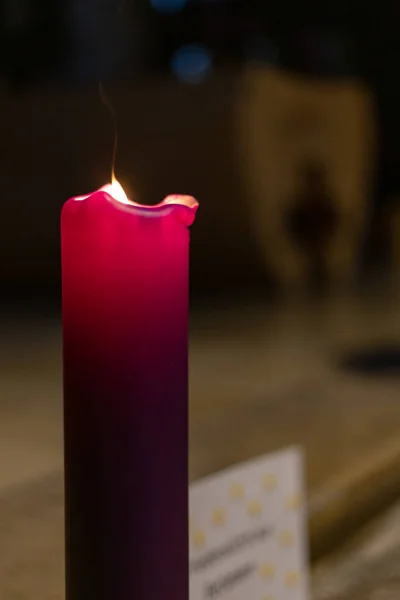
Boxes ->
[259,563,275,580]
[279,530,294,547]
[247,499,262,517]
[212,507,226,527]
[171,44,213,84]
[262,473,277,490]
[285,570,300,586]
[150,0,186,12]
[192,529,206,549]
[230,482,245,500]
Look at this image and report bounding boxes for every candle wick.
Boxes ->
[98,81,118,183]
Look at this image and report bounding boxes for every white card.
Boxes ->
[189,447,309,600]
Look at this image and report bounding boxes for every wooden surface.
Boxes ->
[313,500,400,600]
[2,294,400,570]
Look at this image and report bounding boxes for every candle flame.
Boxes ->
[101,177,130,205]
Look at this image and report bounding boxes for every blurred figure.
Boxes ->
[285,161,339,295]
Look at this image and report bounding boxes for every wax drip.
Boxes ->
[98,81,118,184]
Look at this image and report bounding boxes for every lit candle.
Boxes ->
[61,179,198,600]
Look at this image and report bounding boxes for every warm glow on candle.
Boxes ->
[101,177,130,205]
[71,180,198,225]
[75,178,130,204]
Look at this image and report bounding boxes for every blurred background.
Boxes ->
[0,0,394,301]
[3,1,400,598]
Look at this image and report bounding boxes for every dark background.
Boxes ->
[0,0,398,305]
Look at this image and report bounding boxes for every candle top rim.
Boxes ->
[70,184,198,225]
[74,184,198,211]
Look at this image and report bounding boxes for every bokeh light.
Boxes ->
[171,44,213,84]
[150,0,186,13]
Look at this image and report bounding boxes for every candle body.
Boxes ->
[61,190,197,600]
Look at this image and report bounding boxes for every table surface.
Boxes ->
[313,499,400,600]
[2,293,400,597]
[2,295,400,487]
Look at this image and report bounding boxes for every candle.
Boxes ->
[61,180,198,600]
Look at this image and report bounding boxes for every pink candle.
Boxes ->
[61,180,198,600]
